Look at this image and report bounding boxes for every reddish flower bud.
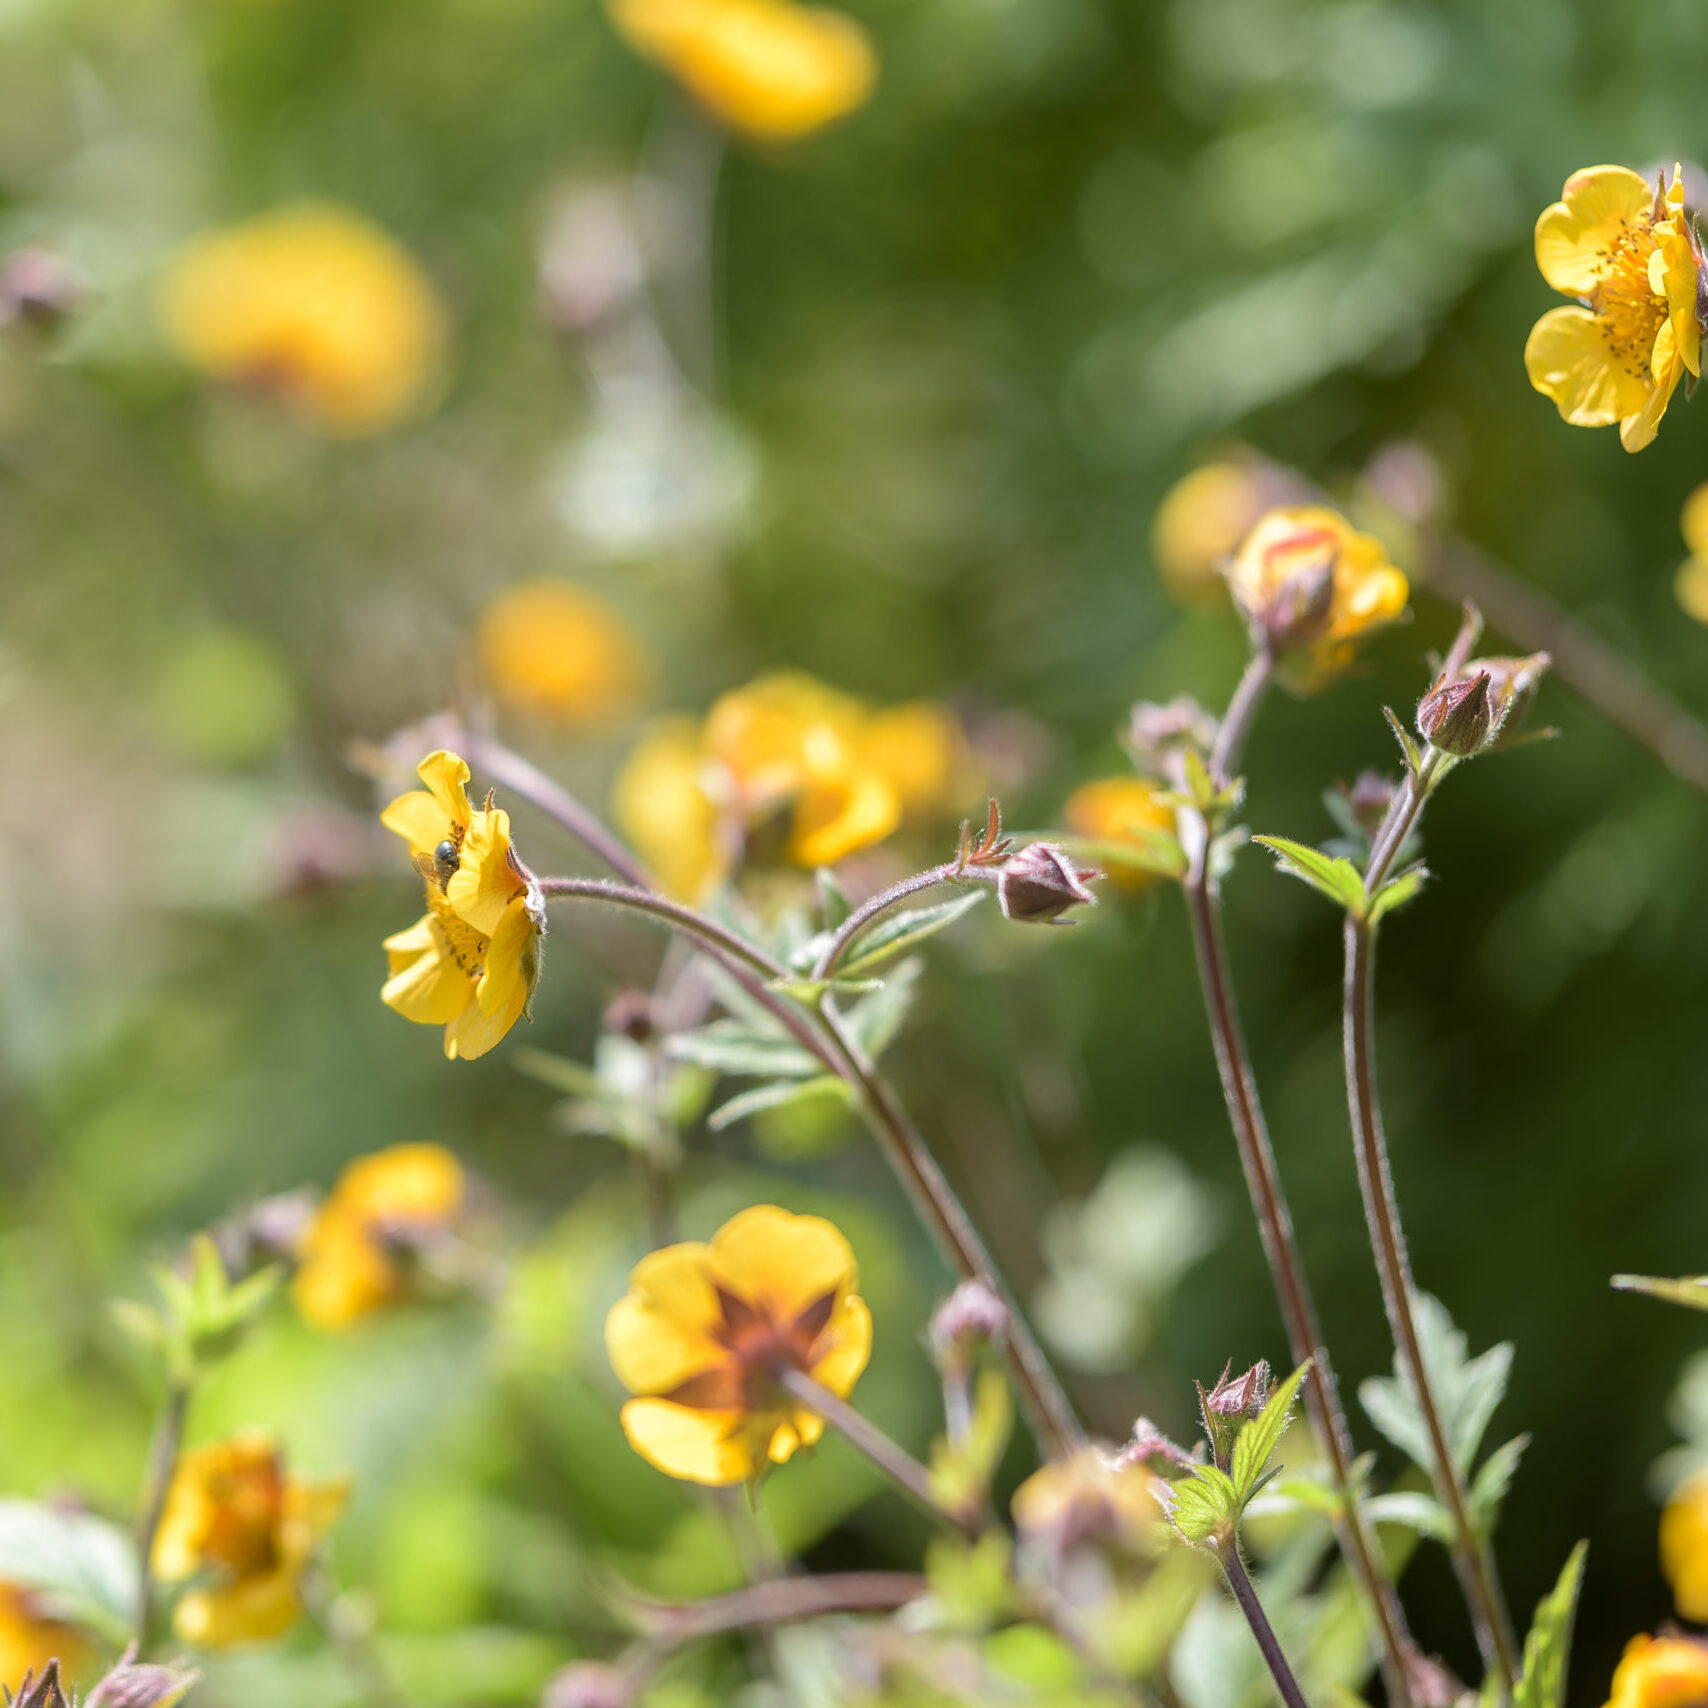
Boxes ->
[928,1279,1009,1376]
[1416,669,1494,757]
[996,842,1099,924]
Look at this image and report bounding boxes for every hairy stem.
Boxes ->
[774,1366,977,1534]
[1185,651,1417,1706]
[811,862,963,982]
[132,1376,191,1649]
[1343,917,1518,1685]
[1220,1546,1311,1708]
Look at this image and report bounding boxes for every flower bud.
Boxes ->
[602,988,657,1044]
[544,1662,635,1708]
[928,1279,1009,1377]
[1123,696,1217,776]
[996,842,1100,925]
[1203,1359,1271,1421]
[1464,652,1550,747]
[1118,1416,1196,1474]
[1345,769,1397,836]
[0,248,83,331]
[12,1663,69,1708]
[88,1657,201,1708]
[1416,669,1494,757]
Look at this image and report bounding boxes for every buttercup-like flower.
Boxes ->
[613,673,966,897]
[1011,1448,1161,1556]
[153,1431,348,1648]
[1063,778,1177,891]
[0,1586,91,1695]
[380,751,544,1061]
[1662,1473,1708,1622]
[608,0,876,143]
[477,581,648,726]
[1525,164,1702,453]
[159,203,444,436]
[1151,457,1304,606]
[1224,506,1409,692]
[1603,1633,1708,1708]
[605,1205,872,1485]
[292,1144,466,1330]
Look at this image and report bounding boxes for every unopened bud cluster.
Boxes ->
[1416,653,1550,758]
[928,1278,1009,1378]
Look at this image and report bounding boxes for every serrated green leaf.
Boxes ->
[1166,1465,1239,1543]
[843,958,922,1058]
[1230,1359,1311,1505]
[1612,1273,1708,1312]
[817,868,854,930]
[0,1501,137,1646]
[1252,836,1368,913]
[708,1076,851,1133]
[1512,1542,1586,1708]
[1470,1435,1529,1538]
[1358,1293,1511,1478]
[839,891,986,979]
[1364,1491,1453,1543]
[1368,865,1429,924]
[769,975,885,1003]
[665,1020,823,1080]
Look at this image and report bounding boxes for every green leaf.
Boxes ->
[0,1501,137,1645]
[1470,1434,1530,1538]
[844,957,922,1059]
[1612,1273,1708,1312]
[1054,830,1187,882]
[1363,1491,1453,1543]
[1358,1293,1511,1478]
[708,1076,851,1133]
[1252,836,1368,914]
[1512,1542,1587,1708]
[1368,864,1429,924]
[665,1019,822,1080]
[1165,1465,1239,1544]
[838,891,987,979]
[924,1530,1014,1631]
[1230,1358,1311,1504]
[930,1369,1014,1513]
[511,1047,604,1098]
[1383,706,1424,777]
[816,867,854,930]
[768,974,884,1003]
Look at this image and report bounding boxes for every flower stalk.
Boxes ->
[1220,1545,1311,1708]
[132,1376,192,1650]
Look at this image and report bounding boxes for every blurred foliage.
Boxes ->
[7,0,1708,1702]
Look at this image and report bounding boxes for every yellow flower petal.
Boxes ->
[417,751,474,828]
[447,808,526,938]
[619,1398,755,1485]
[1525,304,1647,428]
[808,1292,872,1397]
[477,580,648,726]
[862,702,964,816]
[1620,340,1681,452]
[173,1568,301,1649]
[612,717,728,902]
[1604,1633,1708,1708]
[1662,1475,1708,1622]
[381,916,473,1026]
[788,767,901,867]
[708,1204,858,1319]
[379,789,456,857]
[605,1295,724,1395]
[1534,164,1653,296]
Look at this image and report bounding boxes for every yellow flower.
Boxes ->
[159,203,444,436]
[605,1204,872,1485]
[1662,1473,1708,1621]
[1011,1448,1160,1554]
[1062,777,1176,891]
[1151,459,1280,606]
[862,701,966,817]
[1525,164,1701,454]
[1604,1633,1708,1708]
[476,581,648,727]
[380,751,543,1061]
[609,0,876,143]
[292,1144,466,1330]
[0,1584,92,1695]
[1676,483,1708,624]
[1224,506,1408,693]
[613,716,733,902]
[153,1431,348,1649]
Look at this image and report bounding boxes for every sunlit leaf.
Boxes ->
[1252,835,1368,913]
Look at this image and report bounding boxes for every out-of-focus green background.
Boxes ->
[5,0,1708,1701]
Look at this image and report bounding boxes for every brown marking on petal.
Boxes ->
[664,1367,746,1409]
[791,1289,838,1346]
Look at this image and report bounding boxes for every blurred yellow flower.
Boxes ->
[380,751,543,1061]
[477,581,648,726]
[293,1143,466,1330]
[1604,1632,1708,1708]
[159,203,445,436]
[1152,460,1276,606]
[153,1431,348,1649]
[609,0,876,143]
[1011,1447,1160,1553]
[1525,164,1700,454]
[1224,506,1408,693]
[605,1204,872,1485]
[0,1585,91,1695]
[614,672,964,897]
[1676,483,1708,624]
[1063,777,1176,891]
[1661,1473,1708,1621]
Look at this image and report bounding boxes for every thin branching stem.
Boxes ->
[625,1571,929,1642]
[811,862,963,982]
[1220,1546,1311,1708]
[1183,650,1417,1706]
[132,1375,191,1649]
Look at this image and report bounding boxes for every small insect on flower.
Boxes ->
[152,1431,348,1649]
[158,203,445,437]
[380,751,544,1061]
[1525,164,1702,453]
[605,1205,872,1486]
[1223,506,1409,693]
[292,1143,467,1331]
[1602,1632,1708,1708]
[607,0,877,144]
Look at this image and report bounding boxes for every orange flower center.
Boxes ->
[199,1458,285,1578]
[1590,216,1668,380]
